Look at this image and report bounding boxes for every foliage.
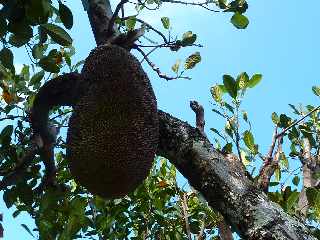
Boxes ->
[210,70,320,237]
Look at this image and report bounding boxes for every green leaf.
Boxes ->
[248,74,262,88]
[181,31,197,46]
[241,151,250,166]
[210,127,225,139]
[243,130,255,152]
[271,112,279,125]
[279,114,291,128]
[0,48,14,71]
[236,72,249,89]
[312,86,320,97]
[212,108,225,118]
[25,0,50,24]
[222,143,233,153]
[59,2,73,29]
[292,176,300,186]
[313,172,320,180]
[171,59,180,74]
[161,17,170,29]
[242,111,248,122]
[223,74,237,99]
[21,224,35,237]
[279,152,289,169]
[210,85,222,103]
[38,26,48,44]
[1,125,14,140]
[184,52,201,69]
[218,84,227,93]
[126,17,136,31]
[274,167,281,182]
[30,71,45,86]
[231,12,249,29]
[224,102,234,113]
[41,23,72,46]
[20,65,30,81]
[39,56,59,73]
[3,188,17,208]
[269,182,279,187]
[32,44,48,59]
[0,15,7,38]
[306,187,320,205]
[286,191,299,212]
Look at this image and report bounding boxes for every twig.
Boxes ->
[190,100,205,135]
[136,0,161,10]
[161,0,219,11]
[218,219,233,240]
[266,126,278,161]
[140,46,159,64]
[107,0,128,36]
[276,106,320,138]
[50,109,73,121]
[181,193,192,240]
[122,17,169,44]
[0,115,24,121]
[88,197,104,240]
[135,47,191,80]
[197,214,207,240]
[257,136,283,191]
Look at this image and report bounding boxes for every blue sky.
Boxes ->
[2,0,320,239]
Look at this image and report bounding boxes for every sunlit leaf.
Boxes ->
[41,23,72,46]
[243,130,255,152]
[248,74,262,88]
[161,17,170,29]
[184,52,201,69]
[171,59,181,74]
[126,17,136,31]
[312,86,320,97]
[231,13,249,29]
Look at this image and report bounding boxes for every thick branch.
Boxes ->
[87,0,119,45]
[157,110,315,239]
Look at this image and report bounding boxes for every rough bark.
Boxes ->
[85,0,316,239]
[157,110,314,239]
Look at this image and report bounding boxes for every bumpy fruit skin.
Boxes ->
[66,44,159,199]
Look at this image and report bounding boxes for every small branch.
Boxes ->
[276,105,320,139]
[50,109,73,121]
[181,193,192,240]
[136,0,161,10]
[266,126,278,161]
[135,47,191,80]
[107,0,128,36]
[140,46,159,64]
[122,17,169,44]
[190,100,205,135]
[256,136,283,191]
[0,115,24,121]
[196,214,206,240]
[161,0,219,11]
[218,219,233,240]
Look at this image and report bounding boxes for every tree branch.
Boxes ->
[135,47,191,80]
[157,110,315,239]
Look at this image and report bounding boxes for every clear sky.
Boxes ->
[1,0,320,239]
